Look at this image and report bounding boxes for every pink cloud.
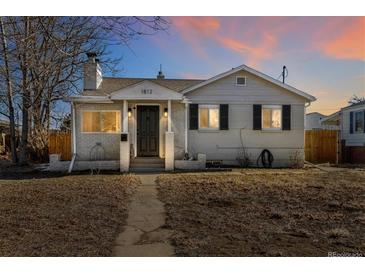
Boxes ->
[218,33,277,66]
[168,17,365,67]
[170,17,280,66]
[170,17,221,58]
[318,17,365,60]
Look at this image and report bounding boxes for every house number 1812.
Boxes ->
[141,89,153,94]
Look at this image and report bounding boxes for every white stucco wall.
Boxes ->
[75,103,123,161]
[74,100,186,161]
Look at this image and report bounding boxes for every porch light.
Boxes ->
[128,108,132,118]
[164,108,168,118]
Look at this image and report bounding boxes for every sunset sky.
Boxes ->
[110,16,365,115]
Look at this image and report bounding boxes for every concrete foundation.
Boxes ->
[175,153,206,170]
[48,154,119,171]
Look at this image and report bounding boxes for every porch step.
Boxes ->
[130,167,166,173]
[130,157,165,169]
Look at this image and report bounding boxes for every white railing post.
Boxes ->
[123,100,128,133]
[167,99,172,132]
[185,102,188,154]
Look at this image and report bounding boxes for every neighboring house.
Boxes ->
[305,112,339,130]
[322,102,365,164]
[0,119,10,154]
[61,53,316,171]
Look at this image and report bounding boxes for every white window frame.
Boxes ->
[236,76,246,86]
[354,111,364,133]
[81,110,122,134]
[262,105,282,131]
[198,104,220,130]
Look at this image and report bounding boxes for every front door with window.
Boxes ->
[137,106,159,157]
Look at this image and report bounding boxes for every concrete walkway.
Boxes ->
[113,174,175,256]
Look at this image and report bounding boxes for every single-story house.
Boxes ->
[321,101,365,164]
[51,53,316,172]
[305,112,339,130]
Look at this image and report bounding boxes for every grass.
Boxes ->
[157,168,365,256]
[0,174,139,256]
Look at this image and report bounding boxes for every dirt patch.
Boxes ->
[0,174,140,256]
[157,169,365,256]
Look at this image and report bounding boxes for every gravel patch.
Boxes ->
[157,169,365,256]
[0,174,139,256]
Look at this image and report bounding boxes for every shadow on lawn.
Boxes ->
[0,168,123,180]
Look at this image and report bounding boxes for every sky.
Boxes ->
[107,16,365,115]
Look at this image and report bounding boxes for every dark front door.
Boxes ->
[137,106,159,157]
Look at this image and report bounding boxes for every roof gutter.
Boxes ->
[65,96,113,103]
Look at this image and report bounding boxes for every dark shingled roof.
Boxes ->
[82,77,204,96]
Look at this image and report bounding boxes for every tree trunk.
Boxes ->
[0,17,18,163]
[19,17,30,165]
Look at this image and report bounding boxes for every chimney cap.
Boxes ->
[157,64,165,79]
[86,52,97,58]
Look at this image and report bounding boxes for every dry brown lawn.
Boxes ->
[0,174,139,256]
[157,169,365,256]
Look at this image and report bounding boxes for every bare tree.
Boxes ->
[0,16,169,163]
[0,17,18,163]
[348,94,365,105]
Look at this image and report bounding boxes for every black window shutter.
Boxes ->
[350,111,353,134]
[219,104,229,130]
[282,105,291,130]
[253,104,262,130]
[363,111,365,133]
[189,104,198,130]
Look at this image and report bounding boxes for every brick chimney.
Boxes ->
[84,52,102,90]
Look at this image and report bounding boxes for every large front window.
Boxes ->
[355,111,364,133]
[82,111,121,133]
[262,105,282,129]
[199,105,219,129]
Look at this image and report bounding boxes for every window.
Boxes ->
[199,105,219,129]
[355,111,364,133]
[236,76,246,86]
[262,105,282,129]
[82,111,120,133]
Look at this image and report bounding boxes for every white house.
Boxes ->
[305,112,339,130]
[321,102,365,163]
[50,53,316,172]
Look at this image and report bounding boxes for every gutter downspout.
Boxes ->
[68,102,77,173]
[304,101,311,164]
[185,102,188,155]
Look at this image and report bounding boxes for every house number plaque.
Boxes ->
[141,88,153,95]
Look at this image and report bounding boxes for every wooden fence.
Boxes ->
[49,132,71,160]
[305,130,339,164]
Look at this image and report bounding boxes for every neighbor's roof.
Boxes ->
[320,111,340,124]
[306,112,325,116]
[83,77,204,96]
[341,100,365,110]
